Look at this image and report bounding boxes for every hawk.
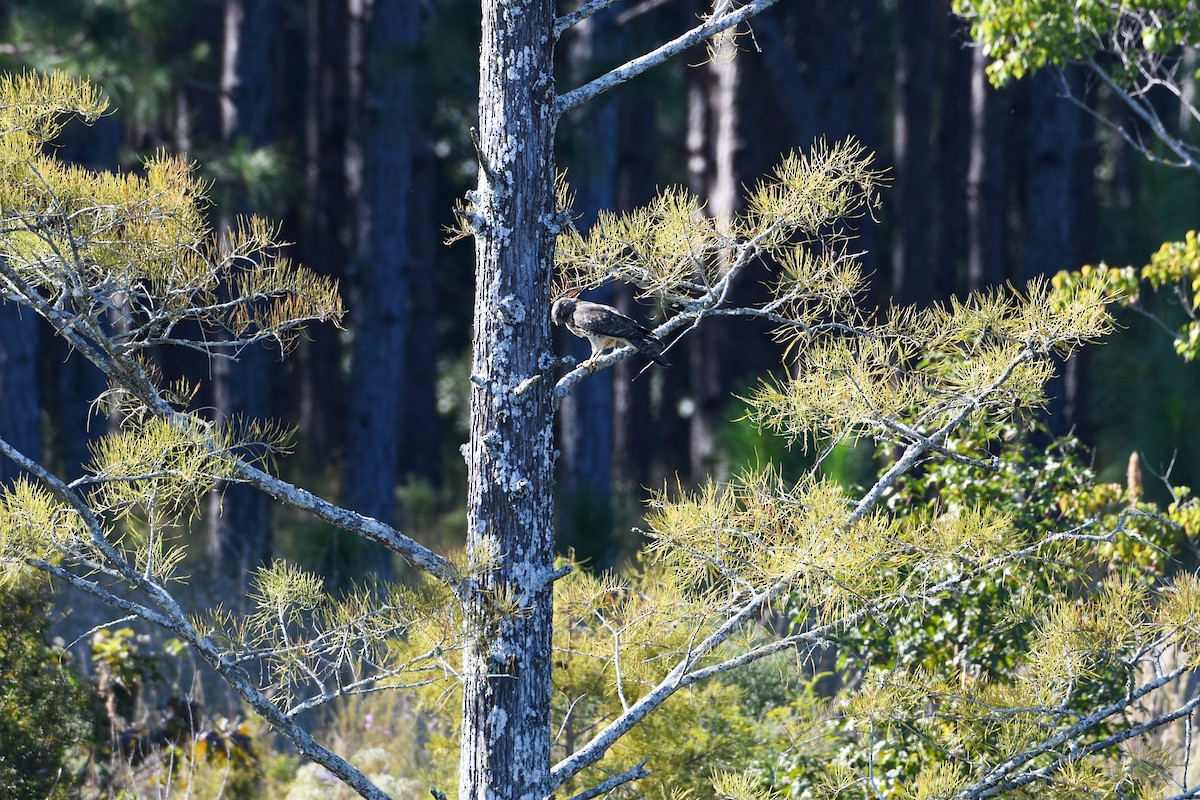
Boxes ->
[551,297,670,367]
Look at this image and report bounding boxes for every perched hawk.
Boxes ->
[551,297,670,367]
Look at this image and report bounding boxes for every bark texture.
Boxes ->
[686,5,740,480]
[460,0,558,796]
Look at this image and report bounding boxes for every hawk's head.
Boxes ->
[551,297,577,326]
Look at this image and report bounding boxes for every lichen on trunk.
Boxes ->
[460,0,559,797]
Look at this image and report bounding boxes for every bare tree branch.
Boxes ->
[562,759,652,800]
[555,0,783,116]
[554,0,625,39]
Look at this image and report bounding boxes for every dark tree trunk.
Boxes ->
[935,8,971,299]
[340,0,421,581]
[1022,69,1082,281]
[760,0,880,289]
[53,114,121,479]
[0,302,40,485]
[612,94,658,495]
[460,0,557,794]
[760,0,879,147]
[207,0,279,580]
[685,8,740,480]
[401,137,443,488]
[557,8,619,564]
[1022,68,1084,434]
[966,44,1010,291]
[296,0,352,463]
[893,0,937,306]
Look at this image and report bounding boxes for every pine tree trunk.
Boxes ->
[297,0,352,461]
[460,0,557,795]
[1022,68,1083,434]
[402,139,443,487]
[893,0,936,307]
[686,5,739,480]
[208,0,278,580]
[613,95,658,494]
[935,7,971,300]
[966,44,1009,291]
[0,301,39,485]
[558,9,618,564]
[341,0,420,580]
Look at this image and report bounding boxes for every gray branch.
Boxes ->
[554,0,625,39]
[560,759,652,800]
[555,0,783,116]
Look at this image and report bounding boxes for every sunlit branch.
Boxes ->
[555,0,783,116]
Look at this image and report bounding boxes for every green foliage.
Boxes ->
[0,73,344,365]
[83,626,267,797]
[193,560,462,715]
[1053,230,1200,361]
[549,562,779,800]
[0,71,342,581]
[760,421,1195,798]
[1,0,212,140]
[746,281,1111,450]
[956,0,1200,85]
[0,578,96,799]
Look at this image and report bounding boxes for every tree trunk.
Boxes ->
[207,0,278,580]
[341,0,421,581]
[558,8,618,564]
[612,94,658,495]
[1022,68,1084,435]
[686,6,740,480]
[892,0,936,307]
[966,43,1009,291]
[53,114,121,479]
[296,0,352,463]
[460,0,557,796]
[935,7,971,299]
[402,136,443,488]
[0,301,39,485]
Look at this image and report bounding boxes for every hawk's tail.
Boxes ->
[633,334,671,367]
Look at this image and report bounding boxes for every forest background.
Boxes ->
[4,0,1200,797]
[2,0,1196,571]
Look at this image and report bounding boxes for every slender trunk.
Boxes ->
[53,114,121,479]
[935,8,970,299]
[1023,68,1083,435]
[402,137,443,487]
[612,94,657,495]
[1022,69,1081,281]
[686,7,739,480]
[0,300,39,485]
[208,0,277,580]
[341,0,420,581]
[297,0,351,462]
[460,0,557,796]
[966,44,1009,291]
[558,9,618,564]
[893,0,936,306]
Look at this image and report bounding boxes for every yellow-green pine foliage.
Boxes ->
[0,72,344,364]
[555,138,884,306]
